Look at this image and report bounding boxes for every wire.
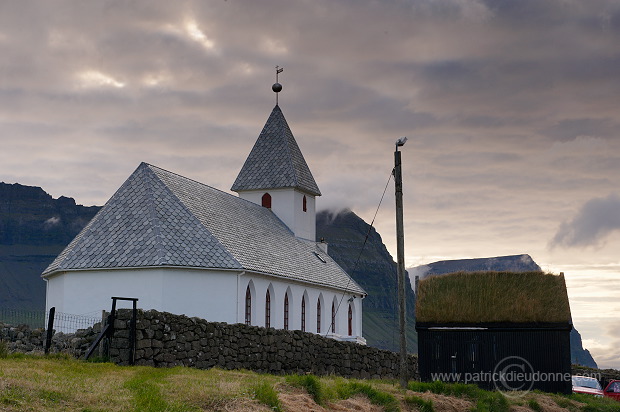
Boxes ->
[325,168,394,338]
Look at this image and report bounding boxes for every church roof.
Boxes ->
[43,163,364,295]
[231,105,321,196]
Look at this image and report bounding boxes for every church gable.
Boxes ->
[43,163,240,274]
[231,105,321,196]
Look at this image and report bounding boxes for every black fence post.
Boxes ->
[130,300,137,366]
[44,307,55,354]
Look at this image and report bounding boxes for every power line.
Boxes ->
[325,168,394,337]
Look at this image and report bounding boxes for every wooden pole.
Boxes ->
[394,148,408,388]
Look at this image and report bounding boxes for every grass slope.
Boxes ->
[1,355,619,411]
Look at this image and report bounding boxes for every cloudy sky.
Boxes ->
[1,0,619,368]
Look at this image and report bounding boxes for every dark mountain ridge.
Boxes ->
[0,182,101,309]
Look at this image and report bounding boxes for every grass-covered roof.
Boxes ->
[415,271,571,324]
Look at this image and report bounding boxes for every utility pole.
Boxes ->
[394,136,408,389]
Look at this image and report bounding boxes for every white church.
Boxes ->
[42,87,367,344]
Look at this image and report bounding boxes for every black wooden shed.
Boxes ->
[415,271,572,394]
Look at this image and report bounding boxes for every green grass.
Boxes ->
[251,381,282,411]
[527,398,542,411]
[2,355,620,411]
[286,374,325,405]
[568,393,620,412]
[408,381,509,412]
[334,381,400,412]
[416,271,571,323]
[404,395,434,411]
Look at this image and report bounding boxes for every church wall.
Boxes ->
[237,273,364,342]
[44,268,238,323]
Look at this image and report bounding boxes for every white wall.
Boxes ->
[45,268,238,322]
[45,267,365,343]
[237,188,316,241]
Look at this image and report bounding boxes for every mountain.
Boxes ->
[410,254,541,279]
[316,209,417,353]
[410,255,598,368]
[0,183,101,309]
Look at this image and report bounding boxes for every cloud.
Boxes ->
[44,216,61,229]
[550,193,620,248]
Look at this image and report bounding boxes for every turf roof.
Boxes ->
[415,271,571,324]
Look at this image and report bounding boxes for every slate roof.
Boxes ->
[43,163,365,295]
[231,105,321,196]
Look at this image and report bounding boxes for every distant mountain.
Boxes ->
[316,209,417,353]
[410,255,598,369]
[0,183,100,309]
[410,254,541,280]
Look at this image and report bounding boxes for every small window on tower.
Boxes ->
[261,193,272,208]
[303,195,307,212]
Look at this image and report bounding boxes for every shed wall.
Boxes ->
[417,327,572,394]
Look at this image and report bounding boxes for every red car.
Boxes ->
[604,380,620,401]
[572,376,603,397]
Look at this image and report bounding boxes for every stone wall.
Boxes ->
[0,322,99,356]
[111,309,419,380]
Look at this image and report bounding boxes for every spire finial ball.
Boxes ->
[272,83,282,93]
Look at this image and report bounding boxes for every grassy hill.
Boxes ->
[2,354,619,412]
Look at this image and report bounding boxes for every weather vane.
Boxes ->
[273,66,283,104]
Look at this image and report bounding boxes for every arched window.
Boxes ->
[284,293,289,330]
[261,193,272,208]
[245,286,251,325]
[301,295,306,332]
[302,195,307,212]
[331,301,336,334]
[348,304,353,336]
[265,289,271,328]
[316,299,321,333]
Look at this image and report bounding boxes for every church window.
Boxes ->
[261,193,272,208]
[301,295,306,332]
[303,195,307,212]
[265,289,271,328]
[316,299,321,333]
[284,294,289,330]
[245,286,251,325]
[348,304,353,336]
[331,301,336,334]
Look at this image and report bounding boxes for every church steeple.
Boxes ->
[232,71,320,241]
[231,104,321,196]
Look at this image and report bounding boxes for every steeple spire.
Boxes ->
[273,66,283,105]
[231,105,321,196]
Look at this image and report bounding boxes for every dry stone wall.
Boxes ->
[111,309,419,380]
[0,322,99,355]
